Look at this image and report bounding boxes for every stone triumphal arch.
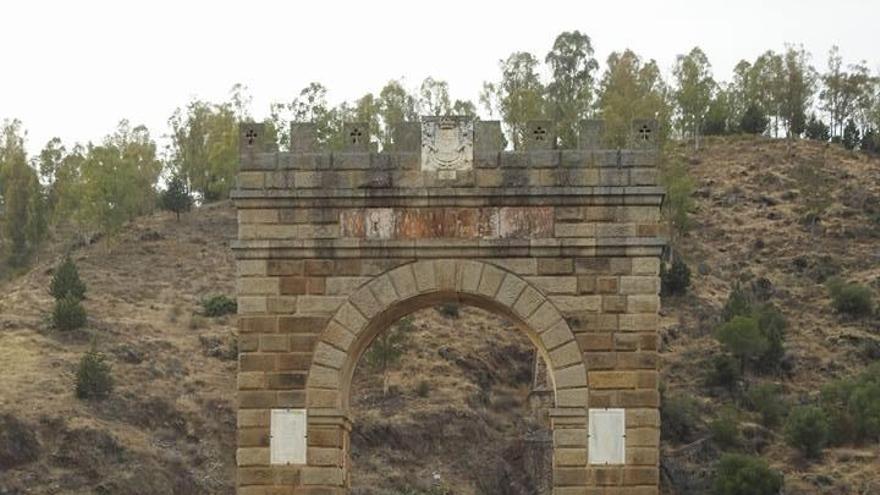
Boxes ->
[233,118,665,494]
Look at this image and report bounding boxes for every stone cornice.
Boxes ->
[230,236,666,259]
[231,186,666,208]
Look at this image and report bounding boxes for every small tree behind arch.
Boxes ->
[364,317,411,396]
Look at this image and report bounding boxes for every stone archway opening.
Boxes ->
[348,302,553,494]
[301,260,590,492]
[335,289,573,413]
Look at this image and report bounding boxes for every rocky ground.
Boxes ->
[0,136,878,494]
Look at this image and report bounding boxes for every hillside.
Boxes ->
[660,136,880,493]
[0,203,240,494]
[0,136,879,494]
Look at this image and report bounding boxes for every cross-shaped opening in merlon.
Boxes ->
[245,129,258,145]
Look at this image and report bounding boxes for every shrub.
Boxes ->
[861,127,878,153]
[704,96,730,136]
[707,354,741,392]
[53,296,87,331]
[784,405,829,459]
[710,407,741,450]
[75,349,113,400]
[660,160,695,235]
[721,284,752,322]
[661,393,701,443]
[660,258,691,296]
[750,277,774,302]
[805,114,830,141]
[395,315,416,333]
[716,295,787,373]
[50,256,86,301]
[746,383,787,428]
[200,294,237,317]
[365,326,408,396]
[415,380,430,398]
[842,119,860,150]
[160,174,192,220]
[820,363,880,445]
[712,453,783,495]
[436,302,460,319]
[826,278,874,318]
[0,414,40,468]
[752,304,786,371]
[715,316,769,373]
[740,104,768,135]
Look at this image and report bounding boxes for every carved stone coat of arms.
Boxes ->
[420,117,474,178]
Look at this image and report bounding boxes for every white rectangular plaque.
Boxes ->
[588,408,625,465]
[270,408,307,465]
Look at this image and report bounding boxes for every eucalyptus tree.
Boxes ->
[597,49,671,147]
[418,77,452,116]
[377,79,418,149]
[480,51,546,149]
[353,92,381,148]
[545,30,599,147]
[76,121,162,236]
[0,120,46,266]
[168,87,245,201]
[778,45,818,138]
[673,47,715,149]
[820,46,874,138]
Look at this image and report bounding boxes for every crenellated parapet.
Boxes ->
[236,118,659,193]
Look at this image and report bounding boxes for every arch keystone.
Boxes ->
[456,260,483,293]
[434,259,458,290]
[412,260,437,292]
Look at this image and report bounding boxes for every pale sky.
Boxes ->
[2,0,879,155]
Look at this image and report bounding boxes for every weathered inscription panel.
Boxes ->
[340,207,554,240]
